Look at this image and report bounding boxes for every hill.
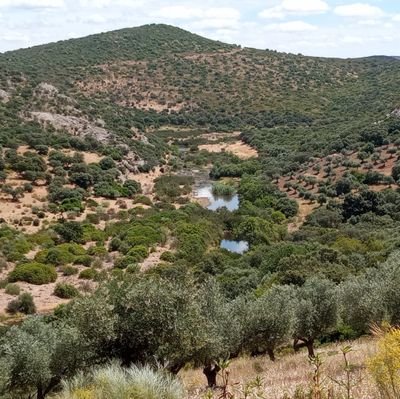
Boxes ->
[0,24,399,171]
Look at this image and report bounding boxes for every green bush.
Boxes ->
[5,283,20,296]
[126,245,148,262]
[79,268,98,280]
[114,256,137,269]
[160,251,176,263]
[60,265,79,276]
[9,263,57,285]
[73,255,93,267]
[54,283,79,299]
[132,195,153,206]
[6,293,36,314]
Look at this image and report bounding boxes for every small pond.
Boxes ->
[195,184,239,211]
[220,239,249,254]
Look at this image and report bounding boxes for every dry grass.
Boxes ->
[180,338,379,399]
[198,141,258,160]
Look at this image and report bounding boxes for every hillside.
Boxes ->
[0,24,399,169]
[2,24,400,399]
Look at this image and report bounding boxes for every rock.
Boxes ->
[29,111,111,143]
[0,89,10,103]
[391,108,400,118]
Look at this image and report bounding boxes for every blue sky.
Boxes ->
[0,0,399,57]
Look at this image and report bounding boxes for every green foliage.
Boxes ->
[54,283,79,299]
[6,293,36,315]
[4,283,20,296]
[0,317,88,398]
[79,268,98,280]
[54,222,84,243]
[9,262,57,285]
[53,363,185,399]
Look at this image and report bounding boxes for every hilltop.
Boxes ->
[0,24,399,169]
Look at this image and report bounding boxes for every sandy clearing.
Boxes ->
[127,166,164,196]
[287,200,319,233]
[198,141,258,159]
[0,265,96,315]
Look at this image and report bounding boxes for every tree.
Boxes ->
[2,184,24,202]
[293,278,337,357]
[335,178,352,196]
[246,285,295,361]
[196,279,243,387]
[392,163,400,182]
[0,317,88,399]
[111,277,210,374]
[54,221,84,243]
[338,274,384,335]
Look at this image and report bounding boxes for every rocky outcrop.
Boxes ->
[30,112,111,143]
[391,108,400,118]
[0,89,10,103]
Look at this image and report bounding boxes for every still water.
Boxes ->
[195,184,239,211]
[220,239,249,254]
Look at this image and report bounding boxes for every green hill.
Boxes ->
[0,23,399,168]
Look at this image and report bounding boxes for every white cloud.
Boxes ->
[281,0,329,14]
[152,6,240,22]
[266,20,318,32]
[83,13,107,24]
[342,35,364,44]
[0,0,64,8]
[393,15,400,22]
[334,3,385,18]
[259,6,285,19]
[259,0,329,19]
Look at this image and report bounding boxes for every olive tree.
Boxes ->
[293,278,337,357]
[195,278,244,387]
[111,276,210,374]
[246,285,295,361]
[337,273,384,335]
[0,317,88,399]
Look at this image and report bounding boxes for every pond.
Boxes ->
[195,184,239,211]
[220,239,249,254]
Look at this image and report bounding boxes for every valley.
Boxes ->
[0,23,400,399]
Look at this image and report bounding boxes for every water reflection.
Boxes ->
[220,239,249,254]
[195,184,239,211]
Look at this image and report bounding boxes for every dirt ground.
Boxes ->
[198,140,258,159]
[181,338,378,399]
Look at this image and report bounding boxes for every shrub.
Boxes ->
[114,256,137,269]
[6,293,36,314]
[60,265,79,276]
[368,326,400,399]
[44,247,75,265]
[212,182,236,196]
[160,251,176,263]
[73,255,93,267]
[132,195,153,206]
[54,283,79,299]
[126,264,140,274]
[79,268,98,280]
[126,245,148,262]
[53,363,185,399]
[8,263,57,285]
[5,283,20,296]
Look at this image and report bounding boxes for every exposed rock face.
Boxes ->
[392,109,400,118]
[34,82,59,97]
[30,112,111,143]
[0,89,10,103]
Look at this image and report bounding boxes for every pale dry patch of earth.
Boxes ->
[182,338,378,399]
[198,140,258,159]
